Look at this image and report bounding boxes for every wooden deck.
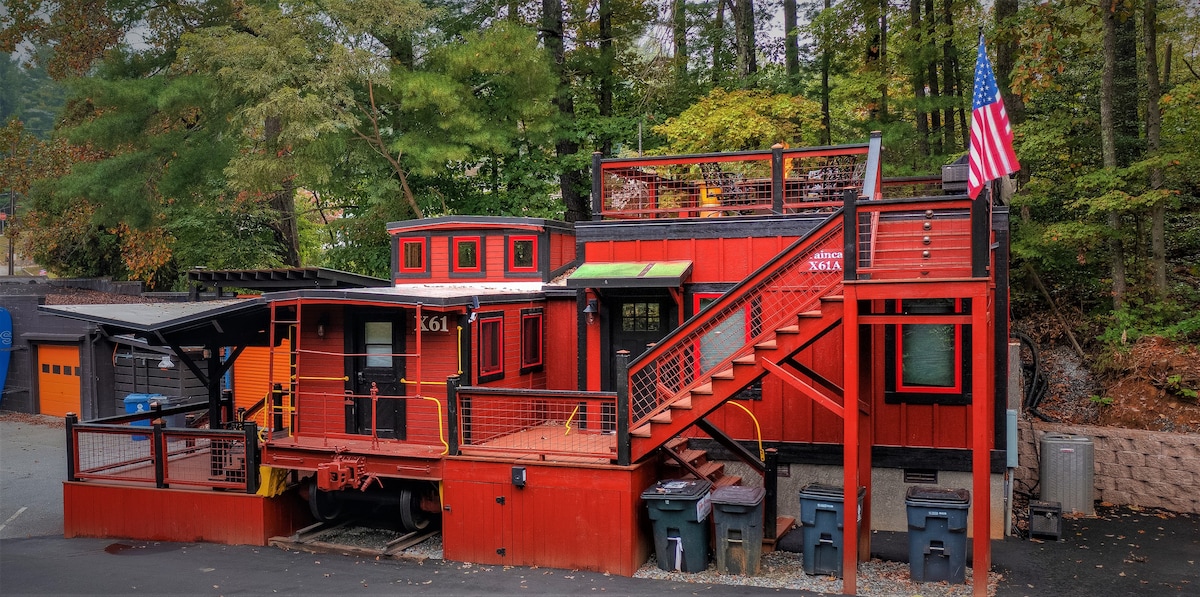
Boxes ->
[459,424,618,464]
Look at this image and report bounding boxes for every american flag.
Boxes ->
[968,37,1019,199]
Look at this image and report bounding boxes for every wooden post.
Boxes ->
[771,144,785,214]
[841,283,860,594]
[244,421,259,494]
[592,152,604,220]
[764,447,779,541]
[843,189,858,280]
[615,350,631,466]
[447,375,460,456]
[152,421,166,489]
[65,413,78,482]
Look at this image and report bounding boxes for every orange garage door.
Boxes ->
[38,344,81,417]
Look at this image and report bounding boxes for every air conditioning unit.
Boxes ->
[1039,433,1095,515]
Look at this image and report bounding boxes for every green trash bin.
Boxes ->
[711,485,766,575]
[798,483,864,577]
[642,479,713,572]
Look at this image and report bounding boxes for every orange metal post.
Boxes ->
[841,283,859,595]
[971,297,991,596]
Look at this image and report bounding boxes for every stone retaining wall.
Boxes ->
[1015,419,1200,514]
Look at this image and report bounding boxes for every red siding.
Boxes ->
[441,459,654,575]
[472,302,547,390]
[64,482,311,546]
[543,298,579,390]
[583,235,797,285]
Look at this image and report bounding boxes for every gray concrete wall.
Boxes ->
[722,461,1007,538]
[1016,419,1200,515]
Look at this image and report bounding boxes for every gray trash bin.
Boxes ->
[904,486,970,583]
[711,485,766,575]
[798,483,864,577]
[642,479,712,572]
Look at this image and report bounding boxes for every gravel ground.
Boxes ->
[388,534,999,596]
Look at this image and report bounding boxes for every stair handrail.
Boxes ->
[624,213,847,429]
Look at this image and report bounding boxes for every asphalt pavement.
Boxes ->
[1,412,1196,596]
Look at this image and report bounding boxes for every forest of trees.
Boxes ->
[1,0,1198,347]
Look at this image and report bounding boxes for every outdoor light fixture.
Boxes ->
[157,354,175,369]
[316,318,327,338]
[583,299,599,325]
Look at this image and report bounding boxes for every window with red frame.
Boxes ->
[694,293,748,371]
[520,310,543,371]
[509,236,537,272]
[477,313,504,381]
[454,237,481,273]
[399,238,426,273]
[891,298,966,399]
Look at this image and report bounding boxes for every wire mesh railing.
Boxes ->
[453,387,619,460]
[626,214,848,428]
[67,414,258,492]
[595,144,871,219]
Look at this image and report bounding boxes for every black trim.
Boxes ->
[882,298,974,406]
[385,216,574,235]
[574,214,828,243]
[691,439,1008,474]
[393,235,432,279]
[518,308,544,374]
[993,207,1011,452]
[576,291,588,391]
[475,311,505,384]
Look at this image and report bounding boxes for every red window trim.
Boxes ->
[692,293,751,375]
[520,311,543,369]
[398,237,426,273]
[508,235,538,272]
[478,314,504,378]
[453,236,482,273]
[895,299,963,394]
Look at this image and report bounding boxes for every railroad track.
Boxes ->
[269,519,438,559]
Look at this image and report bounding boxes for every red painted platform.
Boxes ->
[63,482,313,546]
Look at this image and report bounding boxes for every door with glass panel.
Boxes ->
[348,311,406,439]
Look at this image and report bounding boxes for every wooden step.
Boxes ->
[776,325,799,334]
[823,295,844,302]
[631,424,652,438]
[798,310,823,318]
[650,410,672,424]
[755,340,778,350]
[712,368,735,380]
[733,355,757,365]
[664,437,688,452]
[695,460,724,479]
[669,396,692,410]
[668,449,707,466]
[689,383,713,396]
[713,475,742,488]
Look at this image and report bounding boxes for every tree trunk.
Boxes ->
[925,0,941,154]
[541,0,587,222]
[911,0,929,158]
[878,0,888,121]
[599,0,614,156]
[1145,0,1166,295]
[941,0,956,152]
[1100,3,1126,309]
[820,0,831,144]
[993,0,1024,126]
[734,0,757,77]
[784,0,799,80]
[263,116,300,267]
[712,0,727,85]
[673,0,688,82]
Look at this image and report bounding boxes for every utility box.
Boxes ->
[798,483,864,577]
[711,485,766,575]
[904,486,970,584]
[1040,433,1095,515]
[1029,500,1063,541]
[642,479,712,573]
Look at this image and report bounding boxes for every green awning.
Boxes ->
[566,260,693,288]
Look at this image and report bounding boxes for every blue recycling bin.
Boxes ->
[123,393,164,440]
[798,483,865,577]
[905,486,970,583]
[642,479,712,573]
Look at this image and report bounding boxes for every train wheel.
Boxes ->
[397,487,430,532]
[307,483,343,522]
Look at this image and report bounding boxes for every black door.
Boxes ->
[605,297,674,391]
[347,311,406,439]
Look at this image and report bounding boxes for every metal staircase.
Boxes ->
[623,214,848,463]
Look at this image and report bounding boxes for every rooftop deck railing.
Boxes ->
[592,143,875,219]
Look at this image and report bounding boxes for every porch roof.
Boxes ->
[262,282,547,307]
[564,260,693,289]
